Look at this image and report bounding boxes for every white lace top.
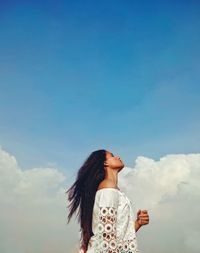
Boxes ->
[84,188,140,253]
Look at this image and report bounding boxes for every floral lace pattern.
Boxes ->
[91,206,138,253]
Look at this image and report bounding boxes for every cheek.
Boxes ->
[109,158,120,167]
[107,158,115,166]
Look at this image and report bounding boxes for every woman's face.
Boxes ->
[104,151,124,171]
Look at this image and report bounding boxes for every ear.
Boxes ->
[104,161,108,167]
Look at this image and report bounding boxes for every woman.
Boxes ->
[66,149,149,253]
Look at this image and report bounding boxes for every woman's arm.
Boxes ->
[134,220,142,232]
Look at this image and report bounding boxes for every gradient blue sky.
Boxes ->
[0,0,200,178]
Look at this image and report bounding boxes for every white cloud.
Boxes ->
[0,146,79,253]
[118,154,200,253]
[1,146,200,253]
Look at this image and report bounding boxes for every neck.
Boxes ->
[104,168,118,186]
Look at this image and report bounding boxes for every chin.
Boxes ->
[118,164,124,172]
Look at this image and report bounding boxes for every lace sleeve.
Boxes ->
[97,206,118,252]
[95,189,119,253]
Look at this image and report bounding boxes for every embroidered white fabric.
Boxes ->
[83,188,140,253]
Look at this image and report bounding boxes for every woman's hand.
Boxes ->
[135,209,150,232]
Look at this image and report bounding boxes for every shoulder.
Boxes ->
[97,179,117,190]
[96,182,119,207]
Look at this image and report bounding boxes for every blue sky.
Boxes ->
[0,0,200,176]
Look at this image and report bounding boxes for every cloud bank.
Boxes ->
[119,154,200,253]
[0,146,200,253]
[0,146,79,253]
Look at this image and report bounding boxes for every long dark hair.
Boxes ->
[66,149,107,252]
